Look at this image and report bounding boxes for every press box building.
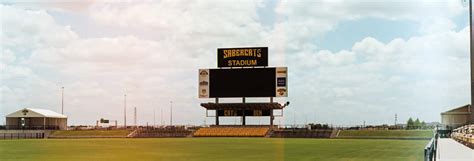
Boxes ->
[5,108,67,130]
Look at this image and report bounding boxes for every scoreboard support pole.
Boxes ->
[242,97,246,125]
[270,97,274,126]
[216,113,219,126]
[270,110,274,126]
[216,98,219,126]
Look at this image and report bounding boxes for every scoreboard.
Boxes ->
[198,47,288,98]
[198,47,288,126]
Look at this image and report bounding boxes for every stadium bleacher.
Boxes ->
[451,124,474,148]
[136,127,192,138]
[270,129,333,138]
[193,126,270,137]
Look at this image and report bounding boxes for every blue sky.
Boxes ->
[319,12,469,52]
[0,0,471,126]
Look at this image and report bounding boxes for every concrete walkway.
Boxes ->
[437,138,473,161]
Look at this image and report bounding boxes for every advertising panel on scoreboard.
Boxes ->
[198,69,210,98]
[275,67,288,97]
[217,47,268,67]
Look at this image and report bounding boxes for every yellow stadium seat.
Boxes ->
[193,127,269,137]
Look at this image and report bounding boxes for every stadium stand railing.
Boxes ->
[424,135,438,161]
[48,129,132,138]
[5,125,60,130]
[0,132,45,139]
[0,130,46,140]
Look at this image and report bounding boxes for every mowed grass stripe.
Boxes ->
[282,139,426,161]
[0,138,428,161]
[49,130,132,137]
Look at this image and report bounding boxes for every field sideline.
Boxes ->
[0,138,428,161]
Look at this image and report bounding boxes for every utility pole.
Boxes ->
[153,108,156,127]
[470,0,474,121]
[161,107,163,125]
[61,87,64,114]
[170,101,173,126]
[293,111,296,127]
[124,94,127,129]
[395,114,398,126]
[305,115,307,125]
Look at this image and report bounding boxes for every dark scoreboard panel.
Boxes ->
[217,109,271,116]
[209,68,276,98]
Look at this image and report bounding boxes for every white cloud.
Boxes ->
[419,17,457,34]
[0,49,16,64]
[276,0,464,22]
[2,0,95,13]
[0,64,32,80]
[90,0,265,37]
[1,3,222,125]
[287,26,469,125]
[1,5,78,53]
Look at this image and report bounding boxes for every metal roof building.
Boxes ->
[441,104,473,129]
[5,108,67,130]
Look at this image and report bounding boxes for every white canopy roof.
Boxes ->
[6,108,67,118]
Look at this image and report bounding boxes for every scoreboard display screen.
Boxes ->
[199,67,287,98]
[209,68,275,97]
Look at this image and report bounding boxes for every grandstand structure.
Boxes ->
[271,129,333,138]
[135,126,192,138]
[193,126,270,137]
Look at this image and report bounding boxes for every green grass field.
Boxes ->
[0,138,428,161]
[338,130,433,138]
[49,130,132,137]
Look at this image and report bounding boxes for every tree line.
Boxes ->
[406,117,428,129]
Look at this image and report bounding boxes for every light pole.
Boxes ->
[124,94,127,129]
[170,101,173,126]
[153,108,156,127]
[134,107,137,128]
[470,0,474,119]
[61,87,64,114]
